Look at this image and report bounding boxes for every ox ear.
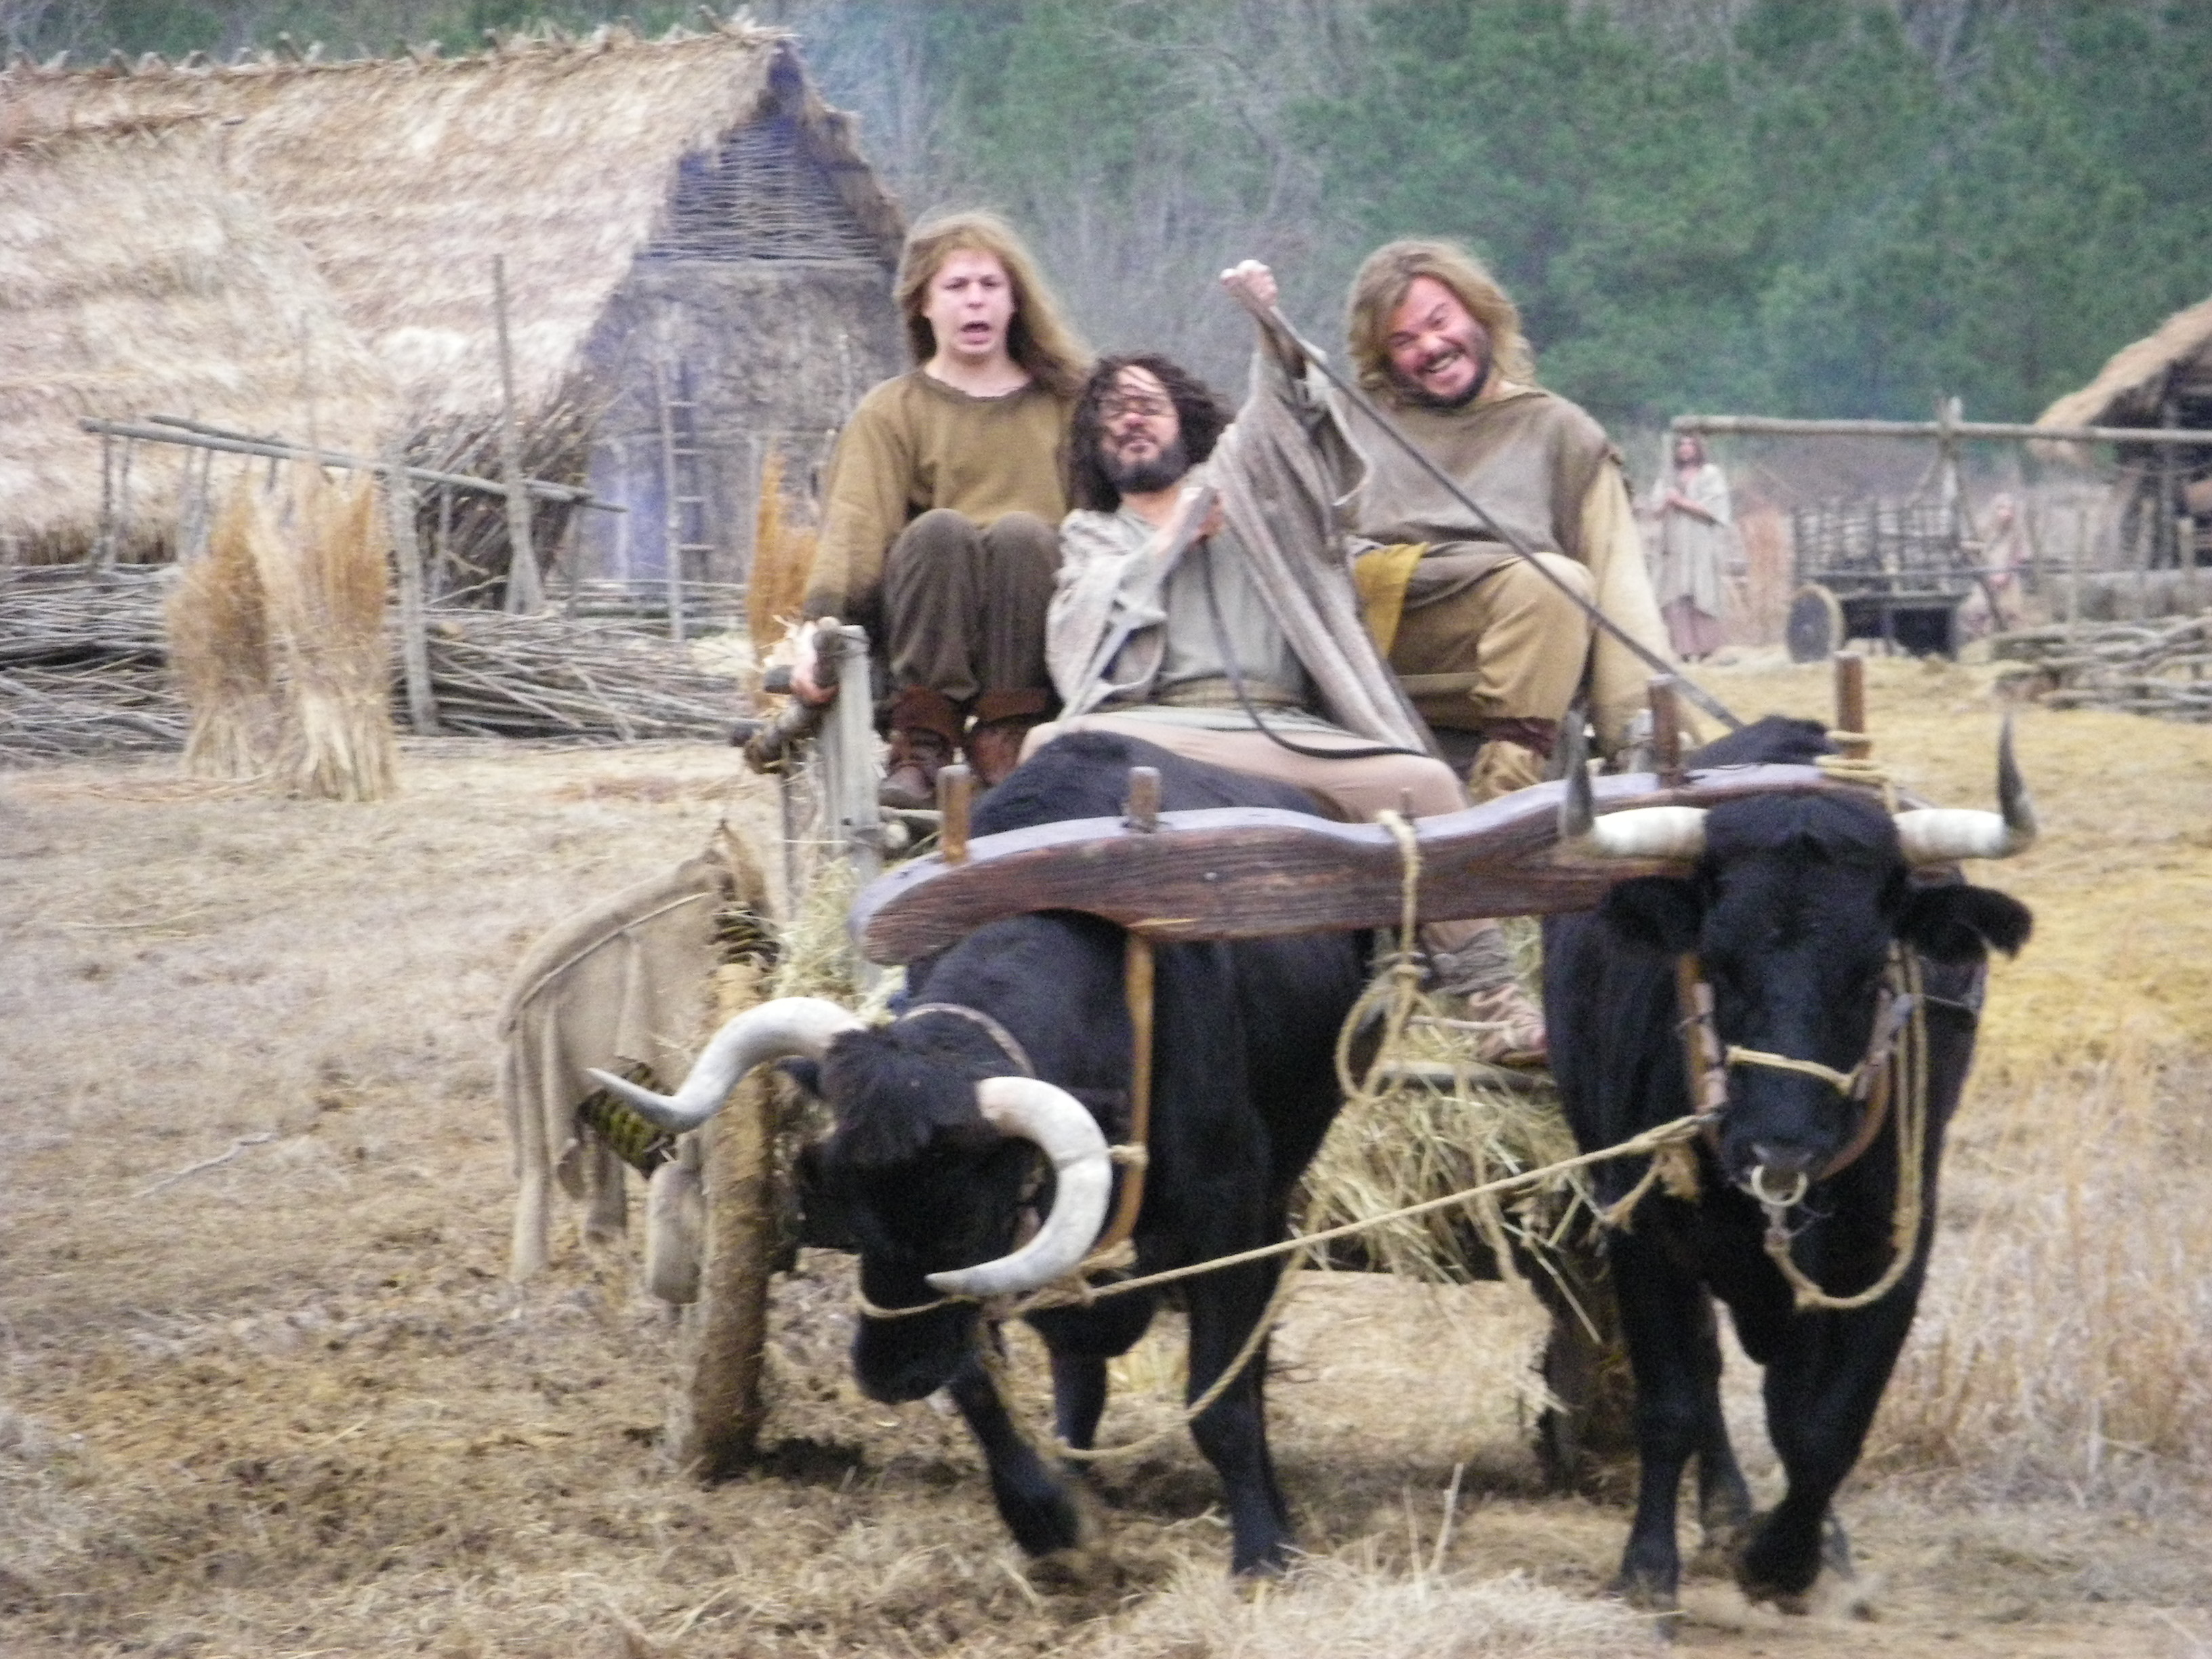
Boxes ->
[776,1057,825,1100]
[1599,876,1704,956]
[1896,884,2033,964]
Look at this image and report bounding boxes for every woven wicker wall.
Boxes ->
[578,258,902,590]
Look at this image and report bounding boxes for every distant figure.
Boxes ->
[1650,433,1738,662]
[1959,492,2028,640]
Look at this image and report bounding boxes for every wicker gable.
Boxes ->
[645,114,890,265]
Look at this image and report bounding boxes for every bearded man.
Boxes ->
[1340,241,1675,799]
[1024,265,1546,1063]
[796,210,1090,805]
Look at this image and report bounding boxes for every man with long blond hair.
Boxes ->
[1339,239,1673,800]
[798,209,1090,804]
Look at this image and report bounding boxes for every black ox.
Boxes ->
[599,733,1370,1574]
[1543,716,2034,1613]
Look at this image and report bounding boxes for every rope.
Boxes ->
[1816,739,1898,811]
[1725,1046,1860,1092]
[1761,951,1930,1312]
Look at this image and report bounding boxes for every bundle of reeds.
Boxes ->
[257,468,398,800]
[747,449,817,661]
[166,480,278,779]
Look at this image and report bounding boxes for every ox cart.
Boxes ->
[1785,497,1986,661]
[509,632,1914,1511]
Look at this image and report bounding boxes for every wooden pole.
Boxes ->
[83,414,613,508]
[434,484,454,602]
[384,438,440,735]
[94,432,115,569]
[1675,413,2212,447]
[492,255,543,614]
[1647,676,1685,786]
[653,357,689,644]
[1834,653,1869,757]
[937,763,972,864]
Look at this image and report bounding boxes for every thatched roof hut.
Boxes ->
[0,120,395,565]
[4,18,907,600]
[2036,294,2212,569]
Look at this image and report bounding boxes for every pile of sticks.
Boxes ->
[0,568,183,761]
[1,569,748,760]
[1992,613,2212,720]
[420,611,745,741]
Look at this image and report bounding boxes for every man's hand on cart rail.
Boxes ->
[789,619,840,707]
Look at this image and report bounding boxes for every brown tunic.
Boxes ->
[803,369,1076,629]
[1346,384,1614,574]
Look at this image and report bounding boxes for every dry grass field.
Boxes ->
[3,655,2210,1657]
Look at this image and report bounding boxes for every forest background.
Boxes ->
[9,0,2209,447]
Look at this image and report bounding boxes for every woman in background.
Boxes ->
[1650,432,1738,661]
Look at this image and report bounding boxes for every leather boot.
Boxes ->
[880,687,963,810]
[964,688,1056,787]
[1427,923,1548,1066]
[1467,716,1559,804]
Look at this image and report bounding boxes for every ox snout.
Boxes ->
[851,1304,977,1404]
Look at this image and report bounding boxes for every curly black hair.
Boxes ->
[1066,354,1234,513]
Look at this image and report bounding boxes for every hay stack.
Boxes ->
[167,481,279,779]
[257,468,398,801]
[749,449,818,660]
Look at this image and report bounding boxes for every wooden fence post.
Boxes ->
[493,255,543,614]
[384,438,440,735]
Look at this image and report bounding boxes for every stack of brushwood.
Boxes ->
[419,610,745,741]
[1991,612,2212,721]
[1,566,746,760]
[0,567,185,762]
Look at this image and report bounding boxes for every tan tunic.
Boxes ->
[804,369,1076,628]
[1340,382,1677,748]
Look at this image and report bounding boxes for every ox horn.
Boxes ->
[924,1078,1113,1298]
[586,996,863,1132]
[1558,718,1708,862]
[1893,715,2039,865]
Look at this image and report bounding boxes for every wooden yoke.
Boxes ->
[850,763,1866,966]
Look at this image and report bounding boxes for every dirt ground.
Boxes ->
[3,657,2209,1657]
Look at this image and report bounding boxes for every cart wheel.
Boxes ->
[1786,583,1845,663]
[670,927,782,1479]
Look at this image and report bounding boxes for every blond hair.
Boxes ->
[1345,239,1536,400]
[895,209,1090,399]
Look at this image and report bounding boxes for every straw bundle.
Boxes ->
[166,480,278,779]
[258,468,398,800]
[1302,979,1591,1288]
[749,449,818,660]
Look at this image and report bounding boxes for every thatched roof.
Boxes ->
[2,19,905,431]
[0,121,396,559]
[2038,293,2212,432]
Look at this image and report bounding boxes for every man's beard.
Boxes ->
[1396,338,1492,409]
[1103,435,1190,497]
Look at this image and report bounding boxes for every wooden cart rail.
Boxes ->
[851,761,1866,966]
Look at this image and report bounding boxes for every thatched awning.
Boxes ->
[2,20,905,432]
[0,122,395,558]
[2037,294,2212,432]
